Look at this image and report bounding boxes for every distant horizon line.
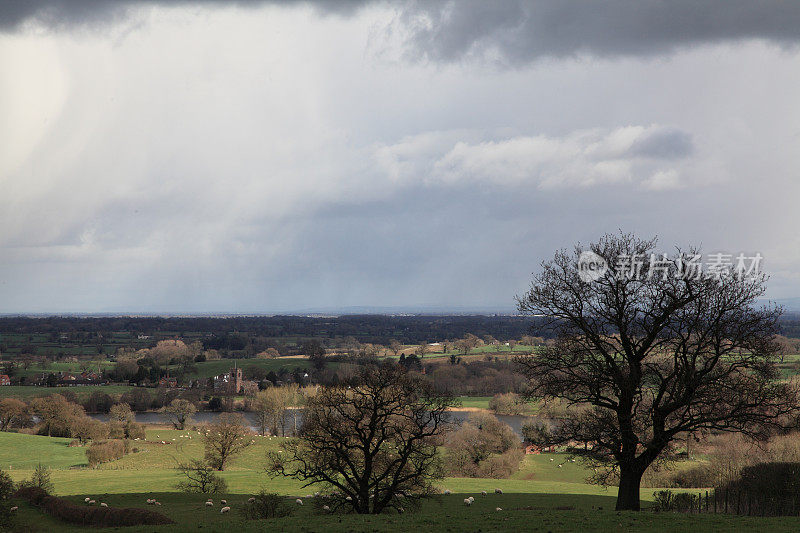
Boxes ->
[0,304,525,318]
[1,297,800,318]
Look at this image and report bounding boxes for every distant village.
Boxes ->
[0,365,270,396]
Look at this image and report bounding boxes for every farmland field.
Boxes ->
[2,427,798,531]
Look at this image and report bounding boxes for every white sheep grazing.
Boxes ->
[494,489,503,494]
[88,500,96,505]
[481,491,487,496]
[495,507,502,511]
[468,497,475,503]
[84,497,91,503]
[9,506,18,512]
[463,498,472,506]
[443,489,451,495]
[295,499,303,505]
[154,502,161,506]
[205,501,213,507]
[549,458,554,462]
[100,503,108,508]
[557,464,562,468]
[220,506,231,514]
[397,507,404,514]
[220,499,227,505]
[345,496,352,501]
[247,497,256,503]
[323,505,330,511]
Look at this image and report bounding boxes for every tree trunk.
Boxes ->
[616,465,643,511]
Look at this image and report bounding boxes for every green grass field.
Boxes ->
[3,430,800,531]
[0,384,140,401]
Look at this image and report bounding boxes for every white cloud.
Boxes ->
[374,125,698,190]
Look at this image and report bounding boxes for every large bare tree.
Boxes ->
[267,363,456,514]
[202,412,253,471]
[516,233,799,511]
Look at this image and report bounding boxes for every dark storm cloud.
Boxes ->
[5,1,800,62]
[399,0,800,63]
[0,0,369,31]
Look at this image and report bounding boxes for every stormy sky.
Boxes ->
[2,1,800,313]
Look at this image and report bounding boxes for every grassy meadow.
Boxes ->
[3,428,800,531]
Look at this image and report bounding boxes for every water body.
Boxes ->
[91,410,535,439]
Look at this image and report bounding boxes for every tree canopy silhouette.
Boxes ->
[516,233,799,511]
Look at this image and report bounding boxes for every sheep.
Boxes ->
[9,506,18,512]
[100,503,108,508]
[84,497,91,503]
[220,506,231,514]
[247,497,256,503]
[443,489,451,495]
[397,507,404,514]
[481,491,487,496]
[495,507,502,511]
[220,499,227,505]
[205,501,214,507]
[494,489,503,494]
[549,458,554,462]
[323,505,330,511]
[345,496,352,501]
[557,464,563,468]
[468,496,475,503]
[88,500,96,505]
[295,499,303,505]
[463,498,472,506]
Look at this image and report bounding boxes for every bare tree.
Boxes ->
[252,387,290,436]
[388,340,403,357]
[0,398,27,431]
[202,412,253,471]
[160,399,196,430]
[516,233,799,511]
[267,363,456,514]
[415,342,429,358]
[175,459,228,494]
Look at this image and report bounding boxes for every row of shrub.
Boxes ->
[15,486,174,527]
[714,462,800,516]
[86,439,129,467]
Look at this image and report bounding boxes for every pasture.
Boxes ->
[3,430,800,531]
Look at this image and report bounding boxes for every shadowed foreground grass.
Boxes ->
[7,492,800,532]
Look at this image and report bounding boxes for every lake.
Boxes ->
[91,410,535,439]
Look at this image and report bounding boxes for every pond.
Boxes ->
[91,410,537,439]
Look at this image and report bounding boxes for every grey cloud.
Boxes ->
[396,0,800,64]
[0,0,369,31]
[6,0,800,64]
[627,127,694,159]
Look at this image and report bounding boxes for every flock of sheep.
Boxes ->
[205,498,234,513]
[457,488,504,511]
[72,487,507,518]
[84,497,112,507]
